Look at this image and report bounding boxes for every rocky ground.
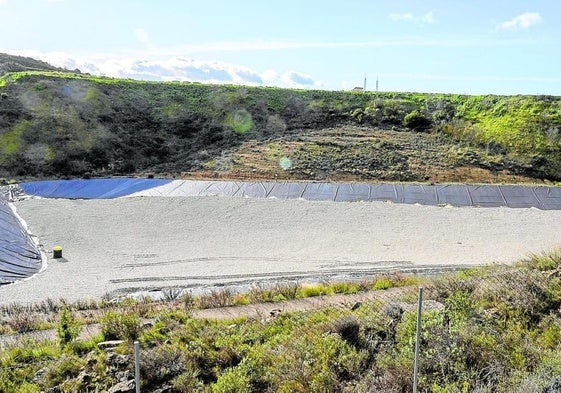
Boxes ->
[179,126,544,184]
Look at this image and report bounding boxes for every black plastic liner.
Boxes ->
[20,178,561,209]
[162,181,561,210]
[0,190,42,285]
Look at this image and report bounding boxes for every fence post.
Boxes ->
[134,340,140,393]
[413,286,423,393]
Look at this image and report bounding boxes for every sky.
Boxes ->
[1,0,560,95]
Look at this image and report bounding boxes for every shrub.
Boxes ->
[372,278,393,290]
[100,310,140,341]
[212,366,251,393]
[223,109,253,134]
[57,306,80,346]
[7,312,42,333]
[196,289,237,309]
[265,114,287,134]
[172,366,206,392]
[38,354,85,390]
[403,110,432,131]
[141,345,184,388]
[331,282,360,294]
[332,315,362,348]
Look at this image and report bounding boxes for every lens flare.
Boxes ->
[279,157,292,170]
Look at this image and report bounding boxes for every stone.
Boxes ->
[106,352,130,367]
[108,379,136,393]
[543,376,561,393]
[32,368,45,383]
[351,302,362,310]
[115,370,134,383]
[76,370,92,385]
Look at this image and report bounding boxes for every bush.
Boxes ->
[296,284,334,298]
[172,367,206,392]
[332,316,362,348]
[7,312,42,333]
[403,110,432,131]
[223,109,253,134]
[212,366,251,393]
[372,278,393,290]
[57,306,80,346]
[196,289,237,309]
[141,345,184,388]
[38,354,85,390]
[100,310,140,341]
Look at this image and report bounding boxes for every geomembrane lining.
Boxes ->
[4,178,561,285]
[19,178,561,209]
[20,177,172,199]
[129,180,561,209]
[0,190,42,285]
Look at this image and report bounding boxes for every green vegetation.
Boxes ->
[56,306,80,346]
[1,70,561,180]
[3,253,561,391]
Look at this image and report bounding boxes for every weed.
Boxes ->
[57,306,81,346]
[372,278,393,290]
[196,289,237,309]
[5,252,561,391]
[100,310,140,341]
[296,283,335,298]
[331,281,361,294]
[7,312,42,333]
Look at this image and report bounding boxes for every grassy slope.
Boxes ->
[1,71,561,182]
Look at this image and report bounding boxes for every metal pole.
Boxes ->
[413,286,423,393]
[134,340,140,393]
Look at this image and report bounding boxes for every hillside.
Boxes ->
[1,66,561,183]
[0,53,63,76]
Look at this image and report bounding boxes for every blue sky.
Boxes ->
[1,0,560,95]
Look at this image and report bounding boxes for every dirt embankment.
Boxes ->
[182,126,543,184]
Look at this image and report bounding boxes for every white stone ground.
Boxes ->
[1,196,561,306]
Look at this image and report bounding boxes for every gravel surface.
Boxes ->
[1,196,561,306]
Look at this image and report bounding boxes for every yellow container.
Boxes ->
[53,246,63,259]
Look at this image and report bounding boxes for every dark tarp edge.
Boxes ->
[0,191,43,285]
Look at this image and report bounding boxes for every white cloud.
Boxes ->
[134,28,151,47]
[260,70,279,84]
[499,12,541,30]
[389,11,435,24]
[0,0,8,5]
[2,49,322,89]
[281,71,322,88]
